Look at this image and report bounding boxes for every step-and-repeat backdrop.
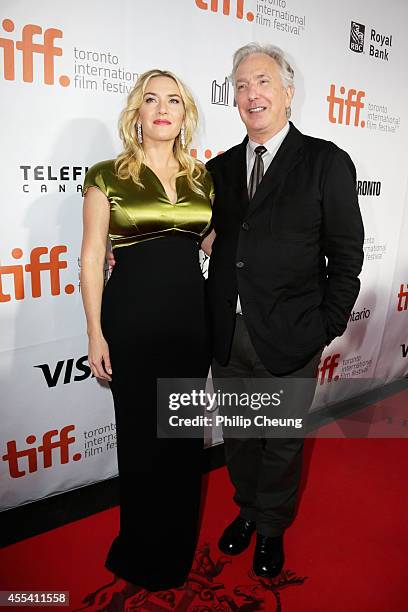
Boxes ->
[1,0,407,511]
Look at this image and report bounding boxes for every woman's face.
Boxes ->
[138,76,185,145]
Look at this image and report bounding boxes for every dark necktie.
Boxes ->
[248,145,267,200]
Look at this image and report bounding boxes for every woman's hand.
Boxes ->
[88,333,112,381]
[201,229,216,256]
[106,246,116,272]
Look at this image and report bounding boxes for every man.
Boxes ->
[205,43,364,578]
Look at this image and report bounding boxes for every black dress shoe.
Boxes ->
[218,516,256,555]
[253,534,284,578]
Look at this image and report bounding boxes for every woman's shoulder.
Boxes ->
[83,159,116,196]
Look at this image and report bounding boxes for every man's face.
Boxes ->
[234,53,293,143]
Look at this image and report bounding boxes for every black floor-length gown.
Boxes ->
[83,161,213,590]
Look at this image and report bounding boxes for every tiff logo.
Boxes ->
[350,21,365,53]
[2,425,81,478]
[318,354,340,385]
[327,84,365,128]
[195,0,254,21]
[0,18,70,86]
[401,344,408,358]
[0,246,74,303]
[190,147,224,160]
[397,284,408,312]
[35,355,94,388]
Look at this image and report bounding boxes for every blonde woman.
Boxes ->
[80,70,213,590]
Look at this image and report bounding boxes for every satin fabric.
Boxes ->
[83,160,213,249]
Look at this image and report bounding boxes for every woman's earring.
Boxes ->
[285,107,291,119]
[180,124,186,148]
[137,122,143,144]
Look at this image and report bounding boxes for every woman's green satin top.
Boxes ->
[83,160,213,250]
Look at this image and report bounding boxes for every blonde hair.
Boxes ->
[116,69,204,195]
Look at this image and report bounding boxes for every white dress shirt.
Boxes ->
[236,121,290,315]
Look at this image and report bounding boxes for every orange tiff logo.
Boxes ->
[0,18,70,85]
[190,147,224,160]
[2,425,80,478]
[327,84,365,127]
[195,0,254,21]
[0,245,75,302]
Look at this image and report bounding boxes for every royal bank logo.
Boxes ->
[211,76,236,107]
[349,20,392,61]
[350,21,365,53]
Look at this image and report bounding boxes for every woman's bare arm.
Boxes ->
[80,186,112,380]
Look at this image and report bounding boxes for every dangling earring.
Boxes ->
[137,122,143,144]
[285,107,291,119]
[180,124,186,148]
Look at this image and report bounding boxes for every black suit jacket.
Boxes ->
[205,122,364,375]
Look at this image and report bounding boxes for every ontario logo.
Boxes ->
[327,84,365,128]
[0,17,70,85]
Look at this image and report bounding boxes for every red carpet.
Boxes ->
[1,438,407,611]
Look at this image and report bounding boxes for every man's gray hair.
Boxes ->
[231,42,295,90]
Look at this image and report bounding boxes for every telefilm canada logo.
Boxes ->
[349,20,392,61]
[20,164,88,194]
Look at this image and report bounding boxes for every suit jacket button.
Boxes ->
[236,261,245,269]
[242,222,249,231]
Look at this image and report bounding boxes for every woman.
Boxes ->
[80,69,214,591]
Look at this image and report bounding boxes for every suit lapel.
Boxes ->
[230,137,249,218]
[245,123,305,220]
